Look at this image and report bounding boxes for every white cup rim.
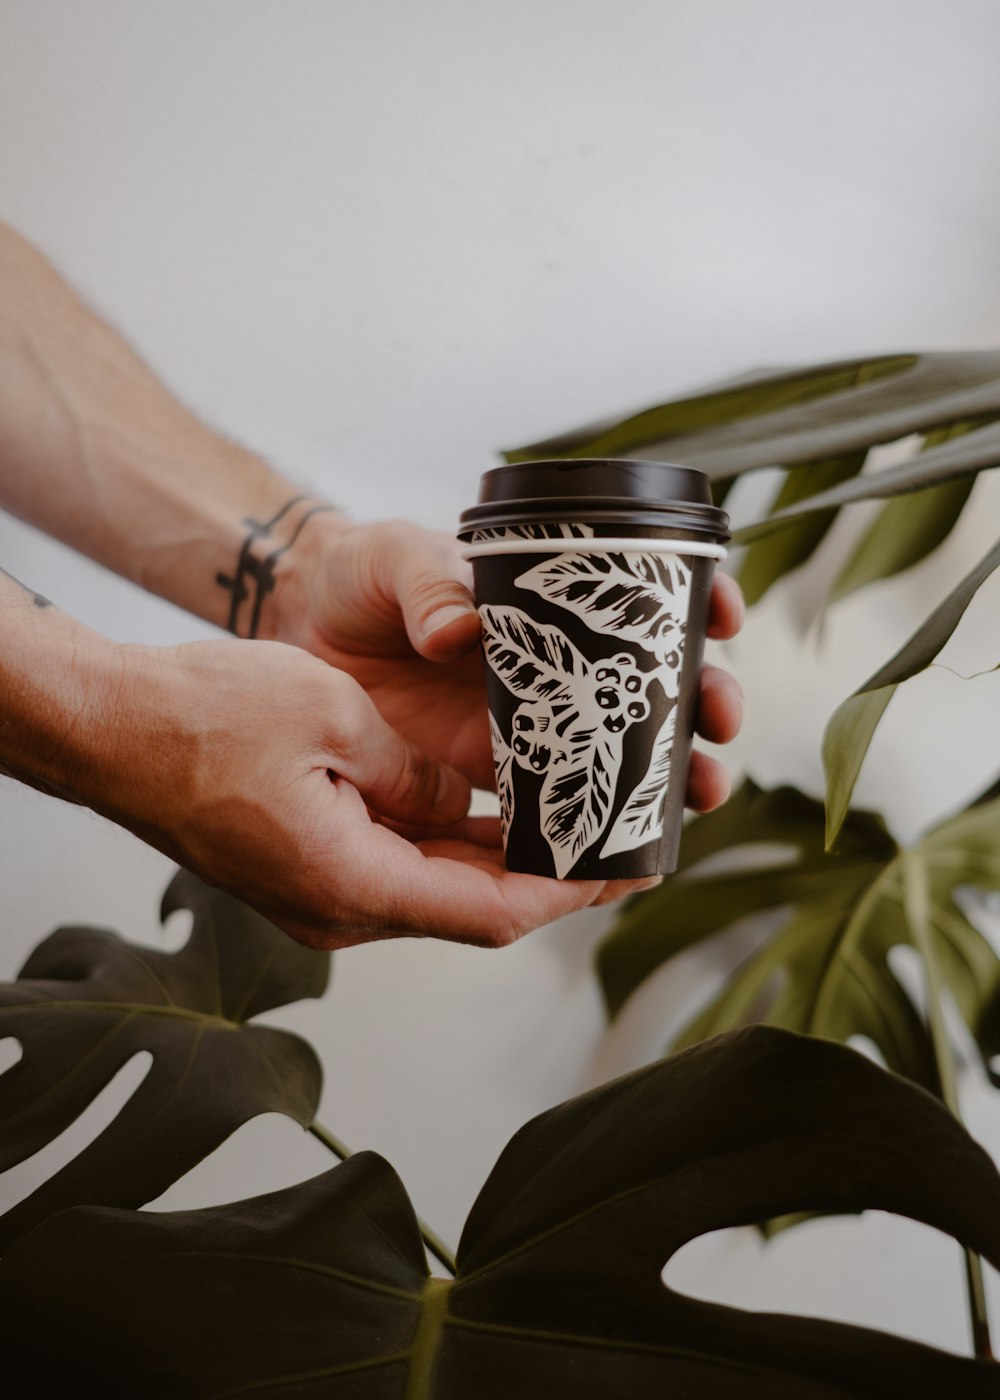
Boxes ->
[459,536,728,561]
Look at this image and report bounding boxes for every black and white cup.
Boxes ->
[458,460,730,880]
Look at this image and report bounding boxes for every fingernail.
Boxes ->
[424,604,477,638]
[436,765,471,817]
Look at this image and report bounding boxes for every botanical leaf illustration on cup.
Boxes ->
[480,605,661,875]
[509,548,694,860]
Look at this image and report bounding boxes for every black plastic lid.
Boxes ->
[459,459,729,541]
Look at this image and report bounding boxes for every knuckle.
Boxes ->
[407,567,470,617]
[322,671,372,753]
[395,745,440,809]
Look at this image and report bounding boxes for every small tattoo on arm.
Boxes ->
[1,566,53,608]
[216,496,336,638]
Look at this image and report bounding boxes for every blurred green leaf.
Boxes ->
[4,1027,1000,1397]
[827,423,982,603]
[504,352,1000,602]
[598,780,1000,1097]
[505,350,1000,477]
[738,453,866,605]
[0,869,329,1249]
[828,476,975,603]
[503,354,915,475]
[734,418,1000,543]
[823,535,1000,844]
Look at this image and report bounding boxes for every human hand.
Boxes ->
[101,639,657,949]
[273,517,744,808]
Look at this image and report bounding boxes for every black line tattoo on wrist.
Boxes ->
[1,566,52,609]
[216,496,336,638]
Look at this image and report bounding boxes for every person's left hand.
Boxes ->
[273,517,744,808]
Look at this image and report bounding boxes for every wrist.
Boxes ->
[252,505,352,647]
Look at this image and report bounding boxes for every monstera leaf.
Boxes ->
[598,780,1000,1097]
[503,354,1000,821]
[826,425,979,604]
[0,869,329,1249]
[504,350,1000,607]
[732,451,865,605]
[823,533,1000,844]
[3,1028,999,1397]
[506,352,1000,539]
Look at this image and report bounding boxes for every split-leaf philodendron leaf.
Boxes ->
[507,350,1000,499]
[3,1027,999,1397]
[735,452,865,606]
[598,779,1000,1098]
[0,869,329,1249]
[503,353,1000,821]
[825,423,980,604]
[504,351,1000,602]
[822,533,1000,844]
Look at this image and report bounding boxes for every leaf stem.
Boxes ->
[307,1121,353,1162]
[308,1122,457,1277]
[901,851,993,1360]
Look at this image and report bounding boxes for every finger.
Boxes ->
[684,749,732,812]
[318,785,656,947]
[707,572,745,640]
[382,527,481,660]
[695,665,743,744]
[590,875,663,906]
[328,678,472,825]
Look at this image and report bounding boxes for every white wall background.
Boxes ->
[1,0,1000,1360]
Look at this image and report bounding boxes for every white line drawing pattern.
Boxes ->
[480,547,695,867]
[515,549,691,696]
[513,547,692,858]
[469,522,595,543]
[600,705,677,858]
[480,605,656,876]
[489,712,514,847]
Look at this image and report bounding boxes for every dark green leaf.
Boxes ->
[828,476,975,602]
[502,352,1000,602]
[823,534,1000,844]
[735,418,1000,543]
[598,780,1000,1096]
[4,1029,1000,1396]
[0,869,329,1249]
[504,352,1000,481]
[738,454,866,605]
[598,780,895,1019]
[827,423,981,603]
[643,353,1000,481]
[502,355,917,470]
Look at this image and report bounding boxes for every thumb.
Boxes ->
[330,678,472,826]
[388,531,481,660]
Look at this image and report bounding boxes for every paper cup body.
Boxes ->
[461,518,722,879]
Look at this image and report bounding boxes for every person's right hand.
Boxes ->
[98,639,655,949]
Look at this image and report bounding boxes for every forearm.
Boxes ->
[0,223,346,637]
[0,568,131,811]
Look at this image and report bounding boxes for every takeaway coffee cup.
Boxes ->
[458,460,730,880]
